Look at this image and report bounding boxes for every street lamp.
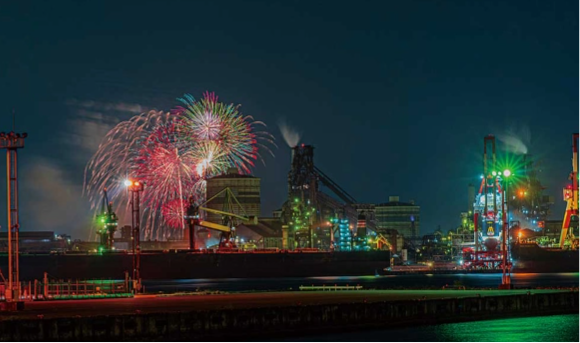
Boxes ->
[125,178,144,293]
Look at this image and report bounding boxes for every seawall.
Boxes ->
[1,291,577,341]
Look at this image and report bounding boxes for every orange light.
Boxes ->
[135,181,140,187]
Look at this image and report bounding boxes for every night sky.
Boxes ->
[0,1,577,239]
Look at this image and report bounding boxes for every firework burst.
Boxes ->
[161,198,189,231]
[84,110,196,240]
[177,92,275,174]
[85,93,275,240]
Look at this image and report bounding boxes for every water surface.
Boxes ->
[286,314,579,342]
[143,272,579,292]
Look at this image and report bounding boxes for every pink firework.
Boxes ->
[161,198,189,230]
[85,93,275,241]
[135,119,196,230]
[85,111,198,240]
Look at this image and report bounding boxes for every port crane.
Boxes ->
[186,187,250,251]
[559,133,579,249]
[95,188,118,251]
[471,135,510,270]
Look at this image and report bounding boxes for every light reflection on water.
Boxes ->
[286,314,579,342]
[264,314,580,343]
[143,273,579,292]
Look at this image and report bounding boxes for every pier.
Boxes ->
[0,289,577,341]
[299,285,364,291]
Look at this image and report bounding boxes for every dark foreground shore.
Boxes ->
[0,289,577,341]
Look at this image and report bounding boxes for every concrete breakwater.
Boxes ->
[0,290,577,341]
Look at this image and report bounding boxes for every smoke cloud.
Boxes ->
[37,99,149,239]
[21,157,90,238]
[278,120,301,148]
[65,99,145,114]
[510,209,539,231]
[63,99,146,160]
[496,126,531,155]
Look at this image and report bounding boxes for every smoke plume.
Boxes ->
[497,126,531,155]
[278,120,301,148]
[511,209,539,231]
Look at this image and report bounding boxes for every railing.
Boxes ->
[0,273,133,301]
[299,284,363,291]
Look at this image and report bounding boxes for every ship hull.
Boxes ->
[511,243,579,273]
[0,251,391,280]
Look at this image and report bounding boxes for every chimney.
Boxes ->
[468,183,475,213]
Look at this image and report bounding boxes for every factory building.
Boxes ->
[235,218,292,249]
[375,196,420,238]
[205,168,261,223]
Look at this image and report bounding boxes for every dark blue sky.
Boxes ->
[0,0,577,238]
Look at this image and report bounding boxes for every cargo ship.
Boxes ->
[510,134,579,272]
[0,250,390,280]
[511,242,579,273]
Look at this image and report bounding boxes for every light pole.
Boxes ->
[0,131,27,303]
[500,169,512,288]
[125,179,144,293]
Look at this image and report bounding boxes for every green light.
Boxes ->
[492,171,497,176]
[503,169,511,177]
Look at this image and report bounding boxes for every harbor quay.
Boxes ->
[0,289,577,341]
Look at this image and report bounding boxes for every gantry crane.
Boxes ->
[559,133,579,249]
[95,187,118,251]
[186,187,249,251]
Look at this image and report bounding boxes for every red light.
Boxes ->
[135,181,140,186]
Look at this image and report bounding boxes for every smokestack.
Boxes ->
[468,184,475,214]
